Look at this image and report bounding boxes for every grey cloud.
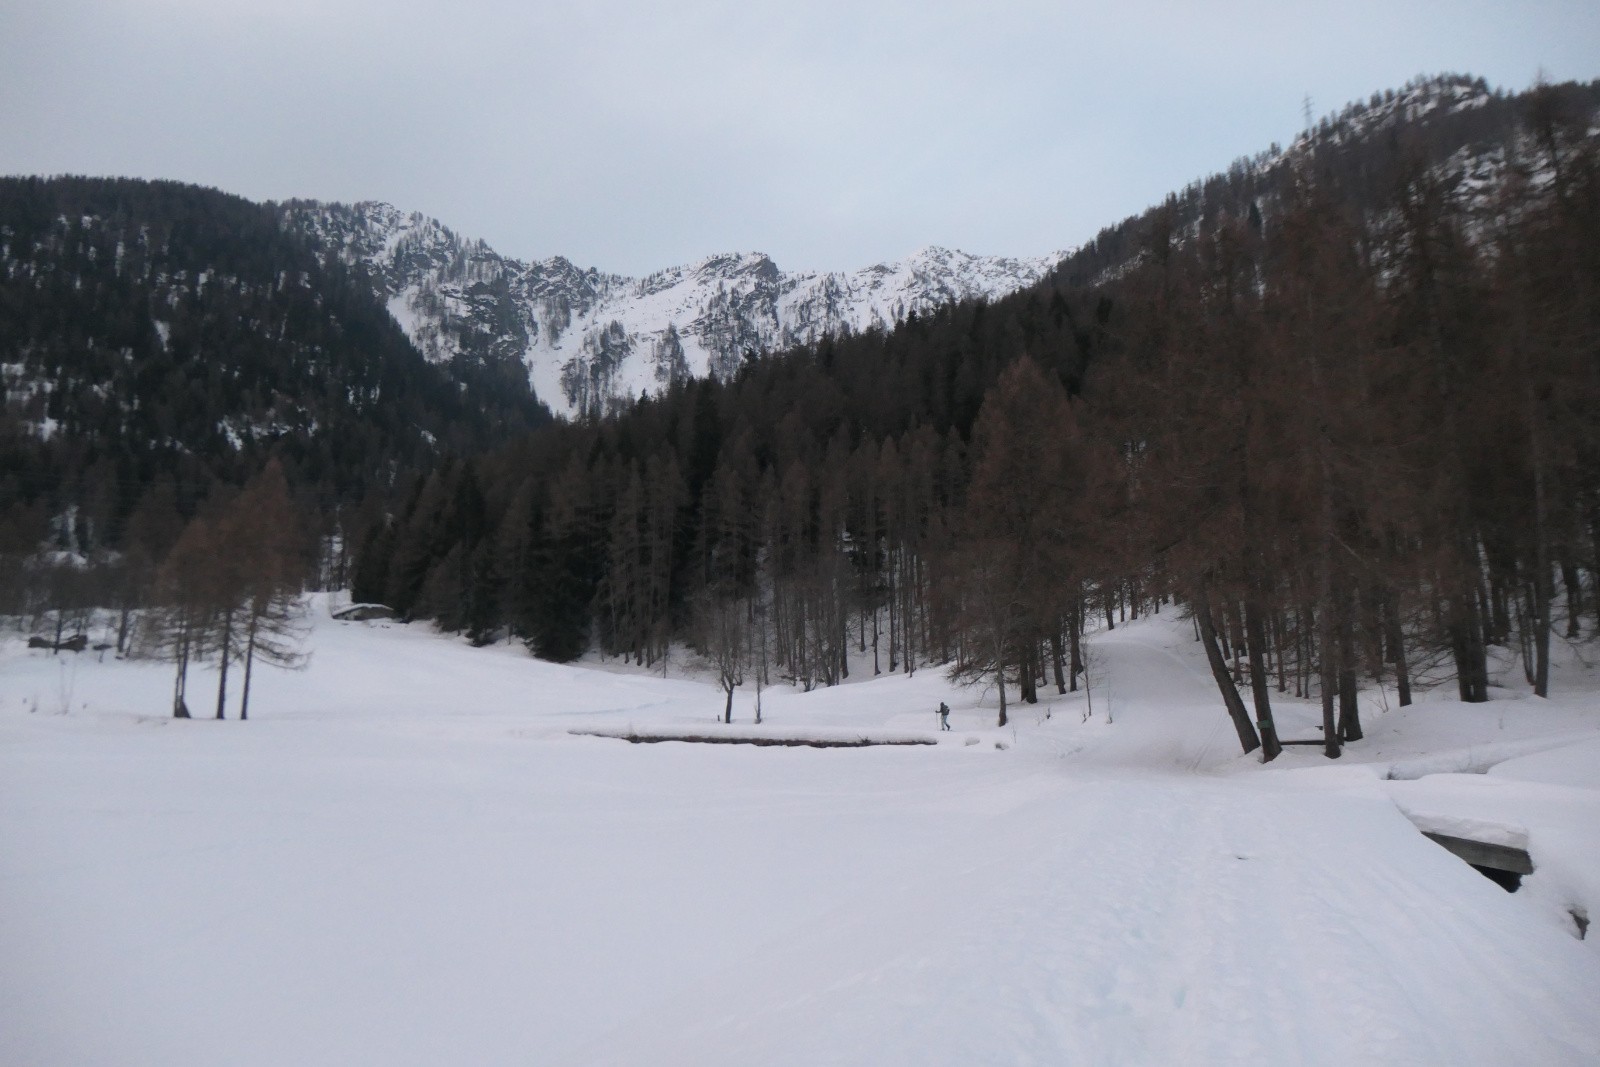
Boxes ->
[1,0,1594,274]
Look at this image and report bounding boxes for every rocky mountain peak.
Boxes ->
[286,205,1064,418]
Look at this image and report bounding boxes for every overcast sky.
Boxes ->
[2,1,1595,275]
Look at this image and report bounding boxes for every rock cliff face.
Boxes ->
[286,201,1062,417]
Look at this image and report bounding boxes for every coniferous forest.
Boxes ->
[5,76,1599,758]
[0,176,549,580]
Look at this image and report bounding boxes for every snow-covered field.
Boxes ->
[3,600,1598,1065]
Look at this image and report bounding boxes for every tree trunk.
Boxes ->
[1050,627,1067,695]
[1517,590,1536,686]
[887,574,898,672]
[995,665,1008,728]
[1384,596,1412,707]
[116,604,133,656]
[240,617,258,722]
[1590,509,1600,632]
[1337,605,1362,742]
[1242,599,1281,758]
[1068,603,1083,691]
[1227,602,1246,685]
[1272,610,1288,693]
[1449,581,1489,703]
[173,625,191,719]
[1530,580,1552,697]
[1318,603,1340,759]
[1488,573,1511,647]
[1195,591,1263,757]
[1293,615,1304,698]
[839,618,850,681]
[1561,559,1583,638]
[872,606,881,675]
[1529,421,1552,696]
[214,608,233,720]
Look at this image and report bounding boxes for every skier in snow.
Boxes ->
[938,702,950,731]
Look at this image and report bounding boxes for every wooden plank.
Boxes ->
[570,729,936,748]
[1422,832,1534,875]
[617,734,934,748]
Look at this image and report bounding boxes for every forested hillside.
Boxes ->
[1059,74,1600,284]
[349,75,1600,757]
[0,176,549,579]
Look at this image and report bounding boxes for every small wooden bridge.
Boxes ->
[1415,827,1533,892]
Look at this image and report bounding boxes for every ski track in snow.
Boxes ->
[2,600,1598,1066]
[583,775,1598,1065]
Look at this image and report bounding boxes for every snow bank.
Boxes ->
[1383,734,1593,780]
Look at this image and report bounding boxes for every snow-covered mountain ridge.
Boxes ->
[285,200,1064,417]
[284,76,1600,419]
[1062,74,1600,290]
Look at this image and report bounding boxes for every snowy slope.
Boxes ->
[1294,73,1494,149]
[286,201,1063,417]
[3,604,1598,1066]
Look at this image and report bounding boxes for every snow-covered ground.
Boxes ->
[2,600,1598,1065]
